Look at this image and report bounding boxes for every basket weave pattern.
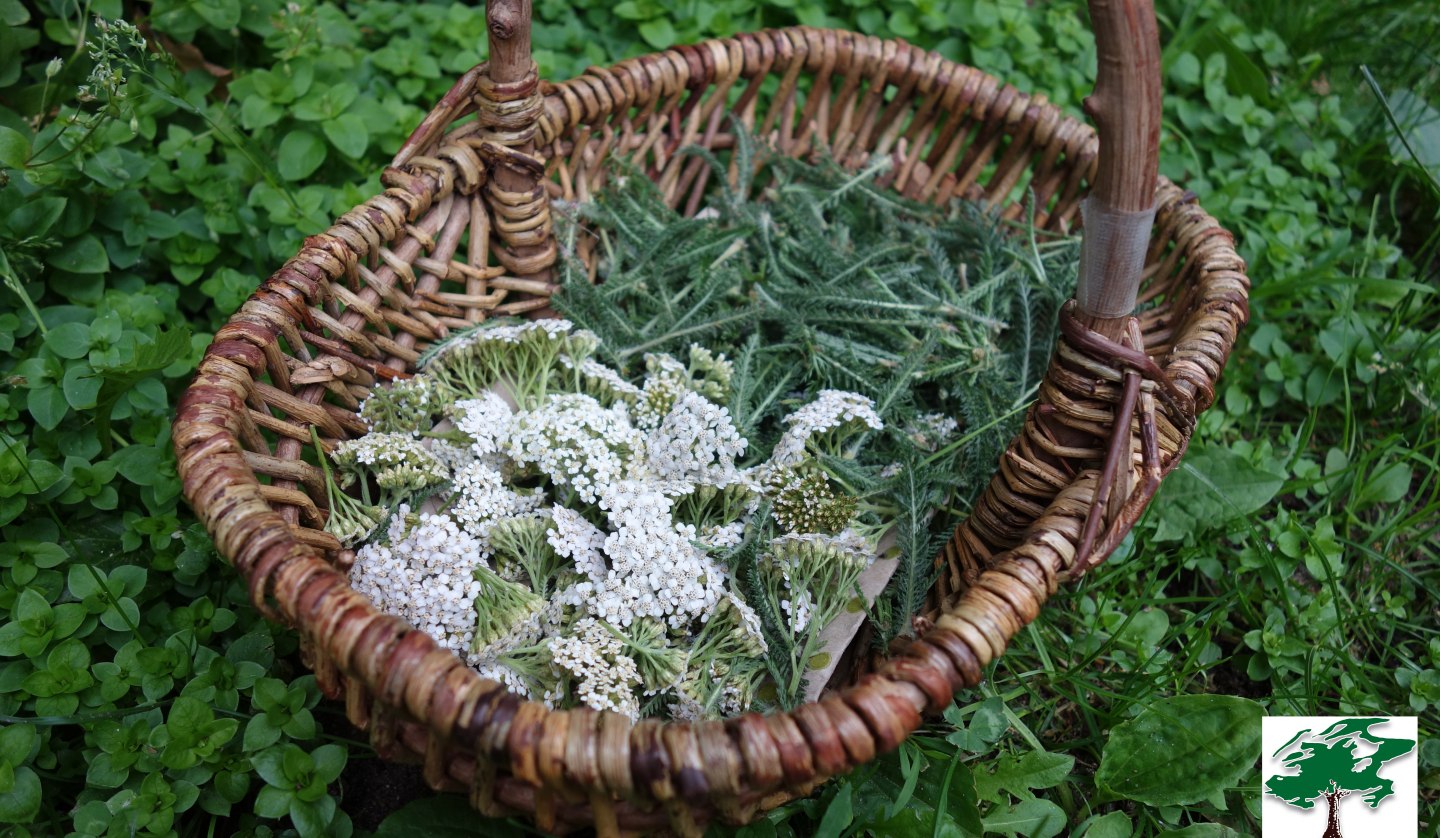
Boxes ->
[173,27,1248,835]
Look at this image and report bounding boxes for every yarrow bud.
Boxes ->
[766,465,857,534]
[360,376,443,435]
[332,433,448,500]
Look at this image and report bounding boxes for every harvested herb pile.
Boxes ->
[330,138,1081,721]
[328,321,895,720]
[553,138,1081,657]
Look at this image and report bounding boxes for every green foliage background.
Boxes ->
[0,0,1436,836]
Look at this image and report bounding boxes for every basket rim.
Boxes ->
[173,25,1249,832]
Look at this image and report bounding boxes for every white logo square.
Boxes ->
[1261,715,1418,836]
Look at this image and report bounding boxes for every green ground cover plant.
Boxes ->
[0,0,1435,836]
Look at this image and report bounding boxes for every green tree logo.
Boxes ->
[1264,718,1417,838]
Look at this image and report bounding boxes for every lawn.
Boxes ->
[0,0,1437,836]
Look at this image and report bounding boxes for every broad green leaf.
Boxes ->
[982,798,1067,838]
[0,621,29,656]
[283,742,312,780]
[0,764,40,823]
[28,386,68,430]
[283,708,317,741]
[196,0,241,28]
[85,752,131,788]
[996,751,1074,792]
[214,770,251,804]
[45,323,92,359]
[0,724,36,766]
[8,197,66,237]
[24,541,65,569]
[47,637,89,671]
[46,235,109,274]
[243,715,282,751]
[311,744,346,784]
[374,796,528,837]
[290,797,330,838]
[937,756,983,837]
[977,750,1074,802]
[52,603,85,637]
[68,567,113,607]
[1168,52,1201,86]
[278,131,327,180]
[251,748,290,788]
[1158,827,1243,838]
[73,800,111,835]
[0,0,28,26]
[1356,460,1413,507]
[254,784,291,818]
[1151,445,1283,541]
[168,695,214,734]
[0,126,27,169]
[323,113,369,159]
[867,750,981,838]
[1097,695,1262,806]
[1382,89,1440,185]
[62,362,101,409]
[638,18,676,49]
[91,326,190,452]
[14,588,50,622]
[947,695,1008,751]
[1198,30,1270,103]
[240,95,283,130]
[1082,811,1132,838]
[108,566,147,597]
[99,597,140,631]
[815,782,853,836]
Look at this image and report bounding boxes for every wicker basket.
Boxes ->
[173,0,1248,833]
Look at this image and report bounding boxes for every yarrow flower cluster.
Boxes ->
[349,507,489,662]
[332,433,448,501]
[907,412,960,451]
[768,389,885,466]
[326,319,885,720]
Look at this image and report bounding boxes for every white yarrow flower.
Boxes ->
[769,390,884,467]
[453,391,516,458]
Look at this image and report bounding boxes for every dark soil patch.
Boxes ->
[1208,656,1271,700]
[337,757,431,832]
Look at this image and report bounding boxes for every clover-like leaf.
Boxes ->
[252,744,298,788]
[254,784,292,819]
[0,724,36,767]
[0,764,41,823]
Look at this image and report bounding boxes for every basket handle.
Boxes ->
[475,0,1159,315]
[485,0,533,85]
[1074,0,1162,334]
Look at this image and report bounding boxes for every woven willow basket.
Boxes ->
[173,0,1248,833]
